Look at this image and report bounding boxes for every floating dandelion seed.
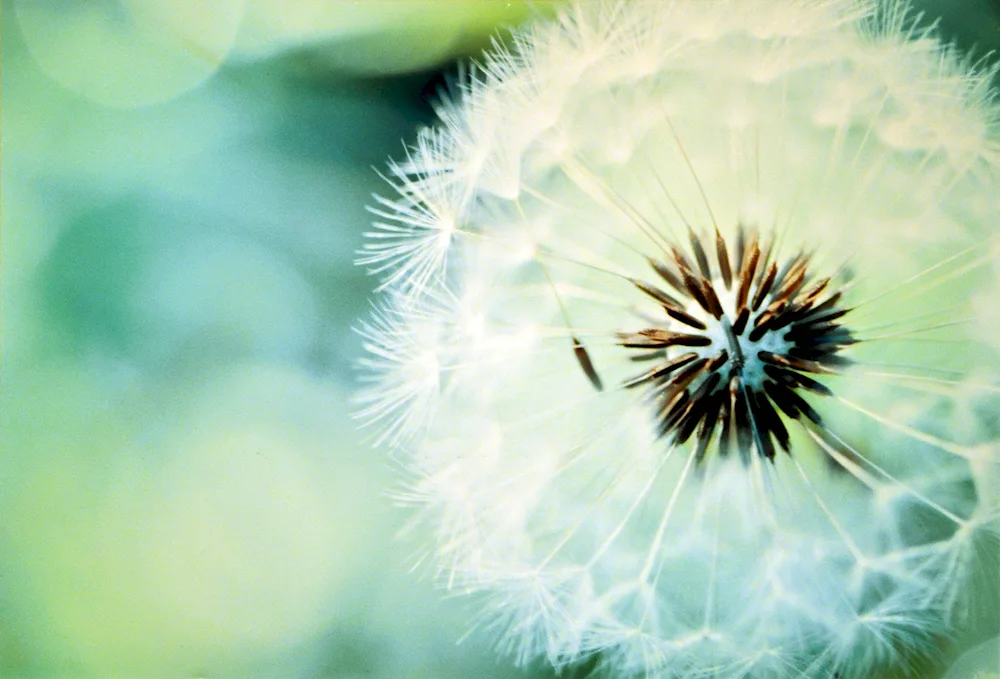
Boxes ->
[357,1,1000,677]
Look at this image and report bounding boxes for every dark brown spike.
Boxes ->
[761,296,788,319]
[671,247,695,274]
[717,389,733,459]
[623,367,658,390]
[800,277,830,304]
[658,389,692,435]
[770,306,805,331]
[617,337,663,350]
[706,349,729,373]
[671,400,701,443]
[788,346,854,365]
[741,234,760,277]
[630,278,681,308]
[698,385,725,446]
[815,328,856,346]
[715,229,732,289]
[758,350,832,375]
[735,241,759,312]
[617,330,711,349]
[693,411,718,464]
[771,252,804,292]
[689,230,712,279]
[762,365,833,396]
[732,377,753,465]
[799,307,850,326]
[736,267,752,313]
[751,388,789,453]
[688,370,723,411]
[648,257,686,294]
[701,278,725,319]
[746,389,776,460]
[749,305,786,342]
[774,267,807,303]
[747,323,768,344]
[765,382,823,425]
[751,262,778,311]
[676,373,721,444]
[617,335,666,349]
[734,226,747,274]
[681,269,713,314]
[674,373,724,443]
[794,304,854,333]
[763,380,800,420]
[783,297,835,324]
[752,295,790,332]
[754,239,774,288]
[784,322,847,342]
[788,348,854,367]
[623,352,698,389]
[666,307,708,331]
[732,307,750,335]
[573,337,603,391]
[796,291,843,319]
[667,357,713,393]
[638,329,712,346]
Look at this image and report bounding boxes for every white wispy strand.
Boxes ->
[353,290,449,447]
[358,131,467,292]
[357,1,1000,677]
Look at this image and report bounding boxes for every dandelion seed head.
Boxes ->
[358,1,1000,676]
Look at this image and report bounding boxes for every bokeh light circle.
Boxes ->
[15,0,244,108]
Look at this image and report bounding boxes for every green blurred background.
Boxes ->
[1,1,998,678]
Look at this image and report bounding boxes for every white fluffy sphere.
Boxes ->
[358,2,1000,677]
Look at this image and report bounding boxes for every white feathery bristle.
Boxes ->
[357,130,467,293]
[357,1,1000,677]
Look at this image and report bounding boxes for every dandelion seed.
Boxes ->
[357,1,1000,677]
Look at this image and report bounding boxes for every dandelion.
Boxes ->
[357,1,1000,677]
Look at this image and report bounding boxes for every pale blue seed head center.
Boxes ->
[690,287,790,391]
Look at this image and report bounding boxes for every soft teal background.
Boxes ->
[1,1,997,678]
[1,2,559,677]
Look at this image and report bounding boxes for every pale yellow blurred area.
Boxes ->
[0,363,380,676]
[0,354,529,677]
[13,0,551,109]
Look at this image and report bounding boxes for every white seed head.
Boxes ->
[357,1,1000,677]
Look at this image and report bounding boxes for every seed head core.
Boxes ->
[619,227,856,462]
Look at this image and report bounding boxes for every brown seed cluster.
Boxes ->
[619,228,855,463]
